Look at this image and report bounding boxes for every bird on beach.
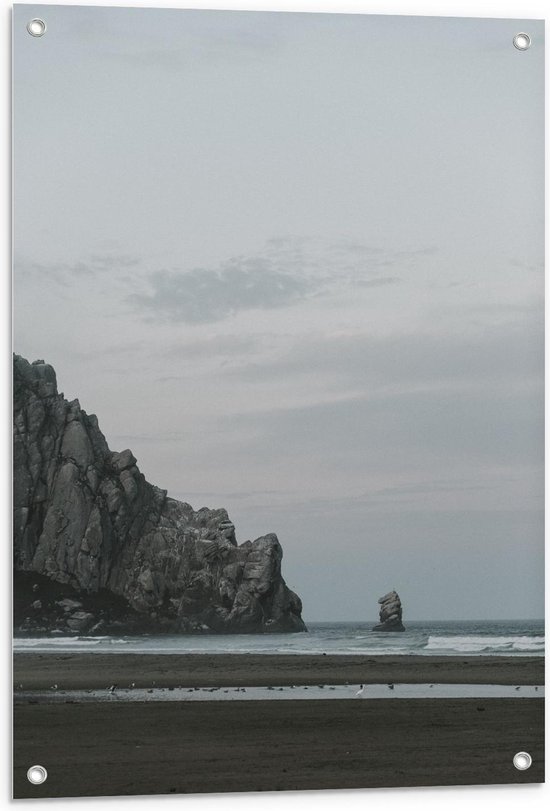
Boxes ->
[50,684,58,691]
[387,683,395,691]
[108,684,117,694]
[355,684,364,697]
[515,686,521,691]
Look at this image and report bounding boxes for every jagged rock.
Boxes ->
[66,611,96,633]
[13,354,306,635]
[372,590,405,632]
[56,598,83,613]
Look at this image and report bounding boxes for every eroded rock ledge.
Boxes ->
[13,355,306,635]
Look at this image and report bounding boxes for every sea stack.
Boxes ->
[372,590,405,632]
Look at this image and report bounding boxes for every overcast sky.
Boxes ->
[14,5,544,620]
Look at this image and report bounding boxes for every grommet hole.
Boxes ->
[513,33,531,50]
[27,19,46,37]
[513,751,532,771]
[27,765,48,784]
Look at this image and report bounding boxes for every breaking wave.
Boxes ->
[13,623,544,656]
[425,635,544,654]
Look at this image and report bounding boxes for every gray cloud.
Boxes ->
[220,384,543,473]
[128,237,414,324]
[226,320,543,392]
[130,263,317,323]
[357,277,401,288]
[16,253,141,281]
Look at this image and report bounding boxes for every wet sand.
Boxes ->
[14,698,544,797]
[13,654,544,798]
[13,652,544,690]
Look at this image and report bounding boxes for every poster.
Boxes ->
[12,4,544,798]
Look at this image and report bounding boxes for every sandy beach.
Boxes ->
[14,697,544,798]
[13,652,544,690]
[13,653,544,798]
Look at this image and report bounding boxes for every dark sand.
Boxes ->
[13,654,544,798]
[14,698,544,798]
[13,652,544,689]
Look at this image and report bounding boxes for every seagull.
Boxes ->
[130,682,135,688]
[108,684,117,694]
[355,684,364,697]
[50,684,58,691]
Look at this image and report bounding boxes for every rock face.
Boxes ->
[372,590,405,632]
[13,355,306,635]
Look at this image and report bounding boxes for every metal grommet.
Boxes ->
[27,765,48,784]
[513,33,531,51]
[513,751,532,771]
[27,19,47,38]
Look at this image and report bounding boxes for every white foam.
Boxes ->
[14,637,102,648]
[425,635,544,653]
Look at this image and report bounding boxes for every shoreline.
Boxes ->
[14,653,544,690]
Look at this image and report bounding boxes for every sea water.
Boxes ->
[13,684,544,704]
[13,620,544,656]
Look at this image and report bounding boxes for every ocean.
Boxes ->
[13,620,544,656]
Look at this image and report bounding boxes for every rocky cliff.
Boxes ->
[372,590,405,632]
[13,355,306,635]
